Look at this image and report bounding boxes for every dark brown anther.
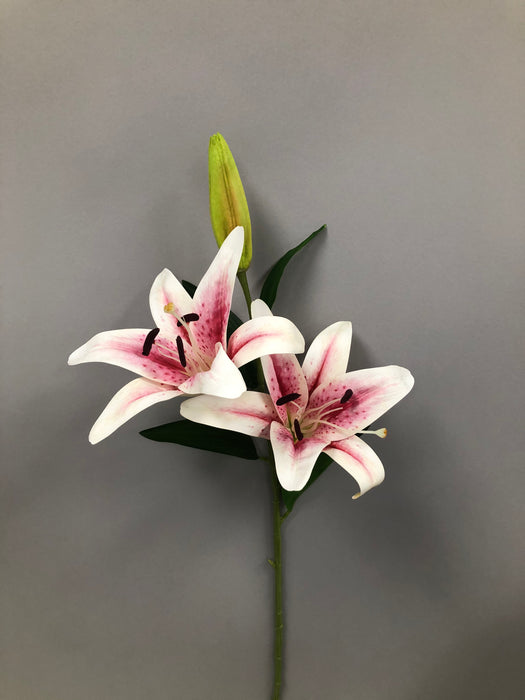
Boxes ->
[293,419,304,441]
[276,392,301,406]
[176,336,186,367]
[142,328,160,356]
[177,313,200,327]
[340,389,353,404]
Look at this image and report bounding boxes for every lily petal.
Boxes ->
[149,268,196,334]
[192,226,244,356]
[270,422,328,491]
[228,315,305,368]
[251,298,273,318]
[68,328,187,385]
[181,391,277,438]
[178,343,246,398]
[309,365,414,440]
[302,321,352,394]
[324,435,385,498]
[89,378,182,444]
[260,353,309,423]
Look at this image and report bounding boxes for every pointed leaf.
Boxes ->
[281,452,333,513]
[240,359,259,390]
[181,279,197,297]
[140,419,259,460]
[260,225,326,309]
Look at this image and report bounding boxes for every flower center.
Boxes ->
[142,305,213,376]
[278,388,388,443]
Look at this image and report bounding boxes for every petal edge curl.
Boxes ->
[89,377,181,444]
[324,435,385,498]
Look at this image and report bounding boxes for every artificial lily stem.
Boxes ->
[237,269,284,699]
[237,270,253,319]
[271,455,284,700]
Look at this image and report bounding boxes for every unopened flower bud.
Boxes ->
[208,133,252,270]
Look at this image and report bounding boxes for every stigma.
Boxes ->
[358,427,387,438]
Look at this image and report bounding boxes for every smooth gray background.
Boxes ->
[2,2,524,699]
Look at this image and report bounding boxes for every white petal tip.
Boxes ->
[403,369,415,390]
[229,225,244,238]
[277,475,310,492]
[222,226,244,249]
[88,420,110,443]
[153,268,175,285]
[67,349,82,365]
[251,298,273,318]
[216,383,247,399]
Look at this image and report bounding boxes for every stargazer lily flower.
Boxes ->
[68,228,304,444]
[180,300,414,496]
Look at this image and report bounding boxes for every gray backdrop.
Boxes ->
[2,2,524,699]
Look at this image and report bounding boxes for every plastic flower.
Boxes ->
[68,228,304,444]
[181,300,414,495]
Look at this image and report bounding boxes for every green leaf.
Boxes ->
[140,419,259,460]
[281,452,333,513]
[182,279,244,338]
[181,279,197,297]
[260,225,326,309]
[240,360,259,390]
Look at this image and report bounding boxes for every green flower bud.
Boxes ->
[208,133,252,271]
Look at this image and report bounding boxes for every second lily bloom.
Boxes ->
[68,227,304,444]
[181,300,414,495]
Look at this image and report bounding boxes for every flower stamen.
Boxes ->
[340,389,353,403]
[142,328,160,356]
[276,392,301,406]
[177,313,200,327]
[176,336,187,367]
[293,418,304,441]
[163,304,211,371]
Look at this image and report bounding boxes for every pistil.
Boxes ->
[357,427,387,438]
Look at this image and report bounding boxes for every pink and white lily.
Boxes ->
[180,299,414,496]
[68,228,304,444]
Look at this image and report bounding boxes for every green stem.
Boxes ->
[237,270,253,318]
[236,269,284,699]
[270,457,284,700]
